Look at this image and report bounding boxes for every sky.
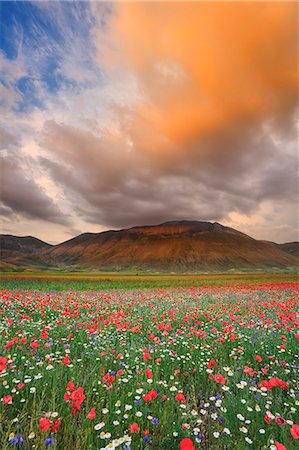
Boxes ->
[0,1,298,244]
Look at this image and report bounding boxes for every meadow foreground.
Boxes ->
[0,284,298,449]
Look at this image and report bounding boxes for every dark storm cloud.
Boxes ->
[0,153,69,225]
[0,205,14,217]
[39,116,298,230]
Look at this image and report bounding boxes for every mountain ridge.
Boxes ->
[1,221,298,272]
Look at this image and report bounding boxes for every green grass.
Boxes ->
[0,272,298,291]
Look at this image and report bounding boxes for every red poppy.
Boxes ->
[275,442,286,450]
[67,381,76,391]
[86,407,96,420]
[290,424,299,439]
[39,417,51,432]
[130,422,140,433]
[275,417,286,426]
[264,413,272,424]
[2,395,12,404]
[51,419,61,433]
[180,438,195,450]
[62,356,70,365]
[214,374,226,384]
[175,393,186,402]
[70,387,86,414]
[30,341,39,349]
[0,356,7,372]
[208,359,216,369]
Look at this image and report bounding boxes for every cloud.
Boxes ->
[93,2,297,148]
[0,1,298,244]
[39,117,297,235]
[0,151,68,225]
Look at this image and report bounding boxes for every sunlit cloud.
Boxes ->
[0,1,298,244]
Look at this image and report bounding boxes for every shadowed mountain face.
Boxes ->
[1,221,297,272]
[0,235,52,257]
[0,235,53,271]
[276,242,299,257]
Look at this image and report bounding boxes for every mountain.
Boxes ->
[276,242,299,257]
[0,235,52,271]
[1,221,297,272]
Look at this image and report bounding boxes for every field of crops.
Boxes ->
[0,283,298,449]
[1,273,298,292]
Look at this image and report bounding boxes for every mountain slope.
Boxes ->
[276,242,299,257]
[1,222,298,272]
[0,235,52,269]
[35,221,299,271]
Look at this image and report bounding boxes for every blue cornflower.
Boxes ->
[152,417,158,425]
[9,434,23,445]
[45,438,55,446]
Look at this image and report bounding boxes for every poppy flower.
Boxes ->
[208,359,216,369]
[130,422,140,433]
[264,413,272,424]
[67,381,76,391]
[39,417,51,432]
[30,341,39,349]
[64,391,71,402]
[290,424,299,439]
[62,356,70,365]
[180,438,195,450]
[51,419,61,433]
[175,393,186,402]
[275,417,286,426]
[86,408,96,419]
[0,356,7,372]
[214,374,226,384]
[275,442,286,450]
[2,395,12,404]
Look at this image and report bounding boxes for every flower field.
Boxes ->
[0,283,298,450]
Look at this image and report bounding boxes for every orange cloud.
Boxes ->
[94,1,297,159]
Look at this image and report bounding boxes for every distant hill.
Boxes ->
[0,235,53,271]
[276,242,299,257]
[1,221,297,272]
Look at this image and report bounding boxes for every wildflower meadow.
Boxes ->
[0,282,298,449]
